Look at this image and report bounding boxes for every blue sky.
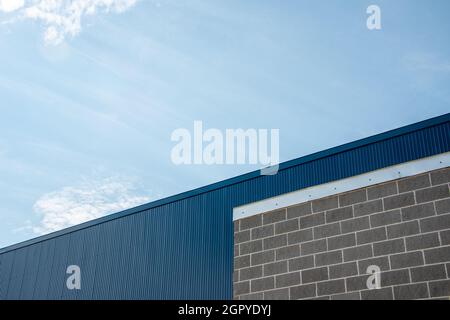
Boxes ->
[0,0,449,248]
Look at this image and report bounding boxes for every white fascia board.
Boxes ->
[233,152,450,221]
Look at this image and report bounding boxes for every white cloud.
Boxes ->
[0,0,24,12]
[1,0,138,45]
[32,176,150,235]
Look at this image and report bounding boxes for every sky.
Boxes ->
[0,0,449,248]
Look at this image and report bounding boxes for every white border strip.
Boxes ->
[233,152,450,221]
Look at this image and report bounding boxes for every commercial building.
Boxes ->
[1,113,449,300]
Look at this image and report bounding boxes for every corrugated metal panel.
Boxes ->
[0,114,449,300]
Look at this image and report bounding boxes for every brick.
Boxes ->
[251,277,274,293]
[346,275,369,292]
[429,280,450,298]
[235,230,250,244]
[329,262,358,279]
[239,292,263,300]
[416,185,450,203]
[251,250,275,266]
[300,212,325,229]
[344,244,373,262]
[234,221,239,232]
[234,255,250,269]
[307,296,330,300]
[288,229,313,245]
[251,225,274,240]
[341,216,370,233]
[373,238,405,256]
[430,167,450,185]
[234,281,250,296]
[381,269,410,286]
[263,261,288,277]
[313,222,341,239]
[287,203,311,219]
[361,287,393,300]
[420,214,450,232]
[290,284,316,300]
[275,219,299,234]
[368,181,397,200]
[301,239,327,256]
[263,234,287,250]
[370,210,401,227]
[424,246,450,264]
[288,255,314,272]
[436,198,450,215]
[302,267,329,284]
[358,256,390,274]
[240,240,263,255]
[275,272,301,288]
[240,215,262,230]
[312,196,338,213]
[264,288,289,300]
[332,292,360,300]
[317,279,345,296]
[394,283,429,300]
[411,264,447,282]
[384,192,415,210]
[402,203,435,221]
[405,233,440,251]
[390,251,424,269]
[356,201,383,220]
[398,174,430,193]
[276,245,300,261]
[356,227,387,245]
[240,266,263,281]
[234,245,239,257]
[387,221,420,239]
[441,230,450,245]
[233,271,239,283]
[354,200,383,217]
[262,209,286,225]
[326,207,353,223]
[315,250,342,267]
[327,233,356,250]
[339,189,367,207]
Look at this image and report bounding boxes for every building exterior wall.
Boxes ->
[233,167,450,300]
[0,197,233,300]
[0,114,449,300]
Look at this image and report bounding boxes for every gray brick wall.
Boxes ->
[233,167,450,300]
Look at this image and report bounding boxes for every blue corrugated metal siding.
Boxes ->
[1,199,233,300]
[0,114,449,300]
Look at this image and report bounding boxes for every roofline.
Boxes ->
[1,113,449,254]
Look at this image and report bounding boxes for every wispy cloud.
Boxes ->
[0,0,24,12]
[403,52,450,73]
[32,176,150,235]
[1,0,139,45]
